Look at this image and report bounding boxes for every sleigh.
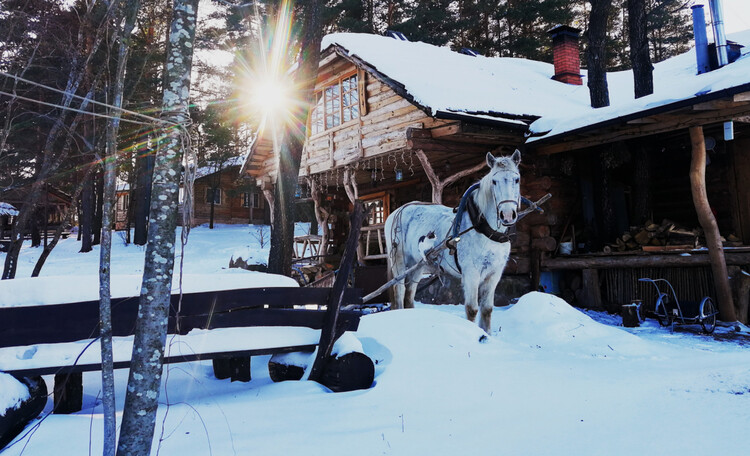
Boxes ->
[638,277,718,334]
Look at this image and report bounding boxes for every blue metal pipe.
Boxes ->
[692,5,711,74]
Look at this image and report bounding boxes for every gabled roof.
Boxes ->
[322,31,750,145]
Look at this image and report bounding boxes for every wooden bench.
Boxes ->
[0,286,364,414]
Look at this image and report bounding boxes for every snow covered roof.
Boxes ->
[321,30,750,144]
[0,202,19,217]
[194,155,247,180]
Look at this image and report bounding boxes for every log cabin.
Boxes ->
[191,161,270,227]
[242,21,750,323]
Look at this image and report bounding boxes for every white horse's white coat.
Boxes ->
[385,151,521,332]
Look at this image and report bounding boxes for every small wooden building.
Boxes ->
[192,163,270,226]
[0,185,72,233]
[243,30,750,322]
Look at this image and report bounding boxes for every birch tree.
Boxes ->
[99,1,141,455]
[116,0,199,454]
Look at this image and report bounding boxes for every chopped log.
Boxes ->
[530,225,551,239]
[531,236,557,252]
[54,372,82,414]
[634,230,651,245]
[318,352,375,393]
[621,303,641,327]
[0,376,47,450]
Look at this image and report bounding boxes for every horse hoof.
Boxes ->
[478,334,488,343]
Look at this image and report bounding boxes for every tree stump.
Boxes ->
[318,352,375,393]
[0,376,47,450]
[621,302,641,328]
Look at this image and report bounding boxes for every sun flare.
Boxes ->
[248,76,292,120]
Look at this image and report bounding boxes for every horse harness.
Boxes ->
[446,184,515,274]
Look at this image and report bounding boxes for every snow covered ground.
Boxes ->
[2,225,750,455]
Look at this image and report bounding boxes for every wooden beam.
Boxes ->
[542,251,750,270]
[533,103,750,155]
[430,123,462,138]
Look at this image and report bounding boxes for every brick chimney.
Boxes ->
[548,25,582,85]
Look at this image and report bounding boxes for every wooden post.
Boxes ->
[580,269,603,310]
[53,373,83,414]
[688,126,737,322]
[309,202,365,383]
[414,149,485,204]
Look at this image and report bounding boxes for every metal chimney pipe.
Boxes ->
[708,0,729,67]
[691,5,711,74]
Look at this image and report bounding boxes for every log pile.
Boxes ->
[605,219,744,253]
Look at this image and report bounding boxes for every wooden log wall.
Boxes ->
[510,154,580,274]
[300,66,453,176]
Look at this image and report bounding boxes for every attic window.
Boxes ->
[310,73,359,135]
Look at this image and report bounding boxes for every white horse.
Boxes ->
[385,151,521,333]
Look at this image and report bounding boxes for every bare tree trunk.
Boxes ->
[100,1,140,454]
[688,126,737,323]
[268,0,322,276]
[116,1,199,454]
[586,0,611,108]
[32,169,93,277]
[133,151,154,245]
[93,169,104,245]
[627,0,652,98]
[80,171,94,253]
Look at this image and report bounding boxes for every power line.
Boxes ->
[0,70,177,126]
[0,89,156,127]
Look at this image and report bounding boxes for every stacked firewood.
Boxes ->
[605,219,743,253]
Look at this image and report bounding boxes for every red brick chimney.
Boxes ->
[548,25,582,85]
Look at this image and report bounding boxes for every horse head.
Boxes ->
[482,150,521,227]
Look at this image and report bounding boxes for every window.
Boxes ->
[310,73,360,135]
[242,192,260,208]
[362,192,389,225]
[205,187,221,205]
[116,193,129,212]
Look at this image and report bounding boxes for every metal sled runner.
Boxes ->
[638,277,718,334]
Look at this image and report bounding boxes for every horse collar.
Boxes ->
[466,192,513,244]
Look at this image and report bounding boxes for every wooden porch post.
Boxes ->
[689,126,737,322]
[261,181,275,225]
[308,176,331,258]
[414,149,486,204]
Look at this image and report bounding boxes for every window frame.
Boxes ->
[242,191,261,209]
[205,187,222,205]
[361,191,389,226]
[309,70,361,137]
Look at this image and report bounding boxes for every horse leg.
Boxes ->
[462,276,480,323]
[403,268,421,309]
[387,244,406,310]
[478,276,501,333]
